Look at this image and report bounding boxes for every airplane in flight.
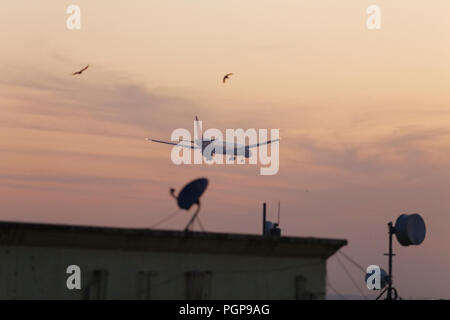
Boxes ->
[147,116,279,161]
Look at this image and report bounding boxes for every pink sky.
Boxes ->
[1,1,450,299]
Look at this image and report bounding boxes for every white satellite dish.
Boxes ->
[394,213,426,246]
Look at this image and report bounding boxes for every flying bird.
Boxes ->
[72,65,89,76]
[222,73,233,83]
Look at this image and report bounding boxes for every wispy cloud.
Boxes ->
[0,64,204,138]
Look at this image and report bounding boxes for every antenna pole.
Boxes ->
[185,203,201,232]
[277,200,280,224]
[263,203,267,236]
[384,222,396,300]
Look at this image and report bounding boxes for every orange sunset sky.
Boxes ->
[1,1,450,298]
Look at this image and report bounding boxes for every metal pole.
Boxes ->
[386,222,395,300]
[263,203,267,236]
[184,203,201,232]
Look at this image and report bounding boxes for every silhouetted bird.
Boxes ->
[222,73,233,83]
[72,65,89,75]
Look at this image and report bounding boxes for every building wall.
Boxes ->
[0,245,326,300]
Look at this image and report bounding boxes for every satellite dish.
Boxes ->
[376,213,426,300]
[365,268,388,290]
[394,214,426,246]
[170,178,208,231]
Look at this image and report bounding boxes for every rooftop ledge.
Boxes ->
[0,221,347,259]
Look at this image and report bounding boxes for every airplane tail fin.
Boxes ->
[195,116,203,144]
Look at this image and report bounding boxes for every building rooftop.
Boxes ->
[0,221,347,259]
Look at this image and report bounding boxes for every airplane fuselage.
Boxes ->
[199,140,251,159]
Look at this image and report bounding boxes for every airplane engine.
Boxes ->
[245,148,252,158]
[203,149,214,161]
[202,142,216,161]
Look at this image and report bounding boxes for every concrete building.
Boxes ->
[0,221,346,300]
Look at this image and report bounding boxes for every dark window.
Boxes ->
[295,275,307,299]
[295,275,317,300]
[185,271,212,300]
[136,271,157,300]
[85,269,108,300]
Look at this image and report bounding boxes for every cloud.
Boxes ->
[0,64,204,138]
[296,127,450,174]
[0,173,161,187]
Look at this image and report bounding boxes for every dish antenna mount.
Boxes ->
[170,178,209,232]
[376,213,426,300]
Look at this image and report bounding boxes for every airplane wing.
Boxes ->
[146,138,199,149]
[246,138,280,149]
